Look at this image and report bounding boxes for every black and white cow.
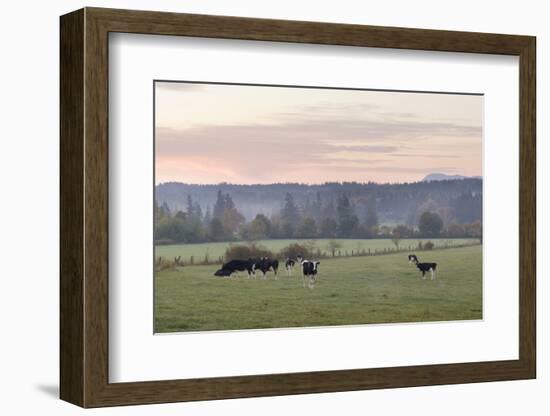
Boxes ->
[247,258,262,278]
[214,259,255,278]
[285,258,297,276]
[285,255,307,277]
[300,259,320,288]
[408,254,437,280]
[255,257,279,279]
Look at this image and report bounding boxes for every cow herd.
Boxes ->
[214,255,321,288]
[212,253,438,289]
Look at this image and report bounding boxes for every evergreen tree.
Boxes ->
[193,201,203,222]
[160,201,171,217]
[337,194,359,237]
[213,190,225,219]
[308,191,323,222]
[202,205,212,226]
[224,193,235,210]
[209,218,225,242]
[186,195,194,217]
[210,190,246,239]
[279,192,300,237]
[280,192,300,226]
[365,200,378,229]
[364,199,379,237]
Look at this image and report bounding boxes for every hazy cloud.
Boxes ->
[154,83,482,184]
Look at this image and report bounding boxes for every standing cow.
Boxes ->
[408,254,438,280]
[300,259,320,288]
[255,257,279,279]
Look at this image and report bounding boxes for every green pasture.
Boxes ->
[155,238,479,264]
[154,245,482,333]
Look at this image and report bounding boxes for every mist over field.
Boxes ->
[155,178,482,226]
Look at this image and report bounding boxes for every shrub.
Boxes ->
[279,243,314,260]
[224,243,275,261]
[155,256,174,271]
[424,241,435,250]
[393,224,414,238]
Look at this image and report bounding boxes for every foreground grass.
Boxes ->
[154,245,482,332]
[155,238,478,263]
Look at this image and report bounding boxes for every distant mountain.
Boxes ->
[422,173,481,182]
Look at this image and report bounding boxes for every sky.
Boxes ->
[155,81,483,185]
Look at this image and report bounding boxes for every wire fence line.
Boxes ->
[155,241,481,270]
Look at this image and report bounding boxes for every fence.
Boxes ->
[154,240,481,270]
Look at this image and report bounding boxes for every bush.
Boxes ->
[279,243,314,260]
[418,211,443,237]
[155,256,174,271]
[424,241,435,250]
[224,243,275,261]
[393,224,414,238]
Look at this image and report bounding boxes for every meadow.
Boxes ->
[154,244,482,333]
[155,238,479,264]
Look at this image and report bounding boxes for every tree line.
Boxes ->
[155,189,482,245]
[156,179,482,226]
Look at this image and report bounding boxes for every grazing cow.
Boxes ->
[255,257,279,279]
[214,259,255,278]
[301,259,320,288]
[408,254,437,280]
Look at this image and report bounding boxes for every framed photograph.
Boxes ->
[60,7,536,408]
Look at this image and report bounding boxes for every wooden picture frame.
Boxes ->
[60,7,536,408]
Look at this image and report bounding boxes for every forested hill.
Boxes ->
[155,179,482,227]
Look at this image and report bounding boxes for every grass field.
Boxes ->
[154,245,482,333]
[155,238,479,264]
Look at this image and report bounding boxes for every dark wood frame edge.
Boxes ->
[60,7,536,408]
